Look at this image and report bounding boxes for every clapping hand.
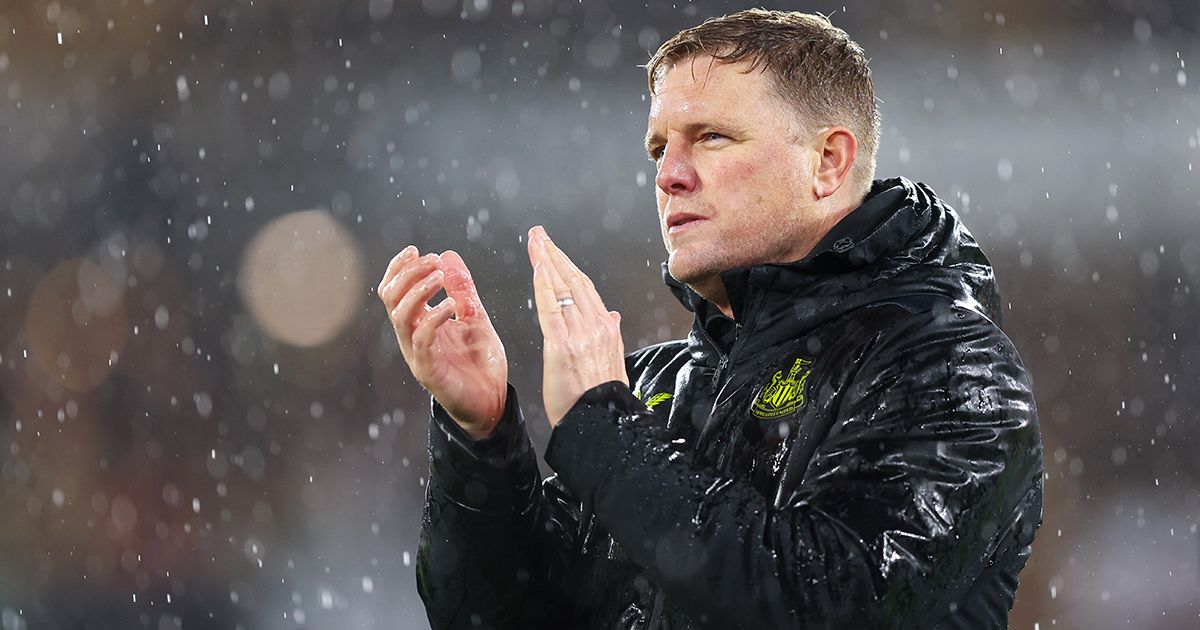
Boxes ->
[378,247,508,440]
[526,226,628,427]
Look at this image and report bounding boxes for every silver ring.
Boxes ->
[556,296,575,308]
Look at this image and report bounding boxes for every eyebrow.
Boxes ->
[643,120,748,155]
[643,130,663,155]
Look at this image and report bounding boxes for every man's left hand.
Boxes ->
[527,225,629,427]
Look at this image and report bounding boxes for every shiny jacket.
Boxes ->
[416,177,1044,629]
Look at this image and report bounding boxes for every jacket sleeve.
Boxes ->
[416,384,580,630]
[543,307,1044,629]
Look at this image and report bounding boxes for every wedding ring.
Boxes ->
[556,296,575,308]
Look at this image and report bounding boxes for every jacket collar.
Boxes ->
[663,176,998,363]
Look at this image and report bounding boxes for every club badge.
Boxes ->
[750,357,812,420]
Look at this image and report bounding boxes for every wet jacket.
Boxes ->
[416,177,1044,629]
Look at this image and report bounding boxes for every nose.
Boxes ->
[655,145,698,195]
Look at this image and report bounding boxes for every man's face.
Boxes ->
[646,55,825,289]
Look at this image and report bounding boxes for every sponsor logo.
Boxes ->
[644,392,672,410]
[634,389,673,410]
[750,357,813,420]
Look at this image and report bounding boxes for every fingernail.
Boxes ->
[401,245,416,258]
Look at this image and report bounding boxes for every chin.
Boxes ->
[667,252,715,285]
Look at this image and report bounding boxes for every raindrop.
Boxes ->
[267,71,291,101]
[997,158,1013,182]
[368,0,394,21]
[450,48,482,82]
[194,392,213,418]
[1139,251,1159,276]
[154,305,170,330]
[1133,18,1152,43]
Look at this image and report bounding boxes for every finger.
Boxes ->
[381,253,439,308]
[531,261,569,339]
[391,266,445,342]
[537,228,606,316]
[527,228,556,312]
[552,244,604,313]
[526,226,549,275]
[610,310,626,351]
[540,245,585,330]
[552,237,598,294]
[377,245,418,298]
[438,250,484,320]
[411,297,456,368]
[610,311,629,383]
[532,225,592,292]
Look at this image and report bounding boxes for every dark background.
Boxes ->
[0,0,1197,628]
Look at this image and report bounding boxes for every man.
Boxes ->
[378,9,1042,629]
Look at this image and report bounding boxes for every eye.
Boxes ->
[701,131,727,142]
[647,145,665,162]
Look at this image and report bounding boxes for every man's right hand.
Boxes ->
[377,246,508,441]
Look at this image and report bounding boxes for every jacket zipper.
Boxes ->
[650,319,738,627]
[705,319,744,394]
[710,353,729,393]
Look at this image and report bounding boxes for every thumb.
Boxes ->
[610,311,628,384]
[439,250,483,318]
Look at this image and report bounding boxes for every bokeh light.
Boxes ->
[24,258,128,393]
[237,209,365,348]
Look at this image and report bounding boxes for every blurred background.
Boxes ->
[0,0,1197,628]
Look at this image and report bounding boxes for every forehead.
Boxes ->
[648,55,779,121]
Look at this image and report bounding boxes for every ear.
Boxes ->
[810,127,857,200]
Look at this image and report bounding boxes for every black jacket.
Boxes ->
[416,177,1044,629]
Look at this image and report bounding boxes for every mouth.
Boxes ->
[667,214,708,235]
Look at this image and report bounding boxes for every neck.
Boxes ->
[688,275,734,319]
[681,192,865,320]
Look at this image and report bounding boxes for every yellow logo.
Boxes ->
[644,392,672,409]
[751,357,812,419]
[634,390,673,410]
